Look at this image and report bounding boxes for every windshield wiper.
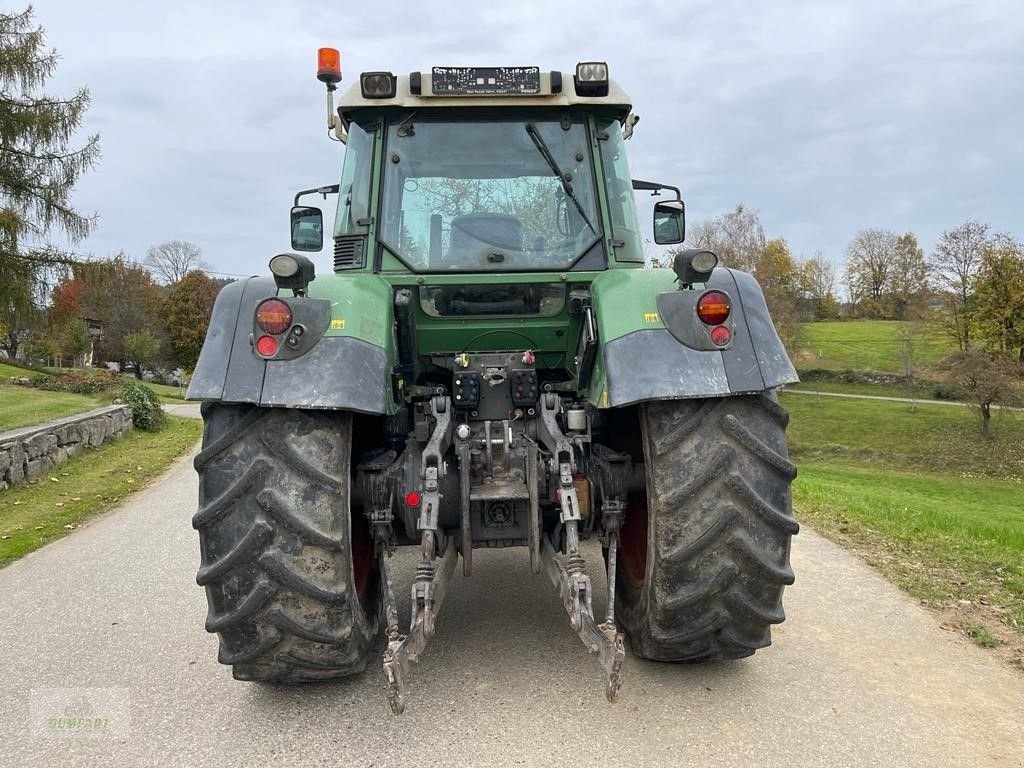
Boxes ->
[525,123,597,236]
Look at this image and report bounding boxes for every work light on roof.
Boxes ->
[574,61,609,96]
[360,71,397,99]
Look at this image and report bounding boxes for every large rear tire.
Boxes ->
[615,394,798,661]
[192,403,380,682]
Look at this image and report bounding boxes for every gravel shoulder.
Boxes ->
[1,454,1022,767]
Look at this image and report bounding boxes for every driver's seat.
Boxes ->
[448,213,524,262]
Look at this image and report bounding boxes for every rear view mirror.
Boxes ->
[653,200,685,245]
[290,206,324,251]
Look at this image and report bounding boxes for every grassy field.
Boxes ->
[782,393,1022,477]
[0,363,107,432]
[781,391,1024,664]
[1,362,189,433]
[139,379,189,401]
[0,415,201,567]
[0,361,45,380]
[794,463,1024,661]
[793,321,955,373]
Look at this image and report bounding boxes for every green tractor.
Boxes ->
[188,55,799,714]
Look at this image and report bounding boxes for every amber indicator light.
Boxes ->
[697,291,731,325]
[255,299,293,335]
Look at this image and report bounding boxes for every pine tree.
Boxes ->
[0,6,100,357]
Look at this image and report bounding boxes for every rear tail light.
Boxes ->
[255,298,292,335]
[697,291,731,325]
[255,335,279,356]
[709,325,732,347]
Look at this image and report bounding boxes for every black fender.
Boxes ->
[186,276,392,414]
[600,267,798,407]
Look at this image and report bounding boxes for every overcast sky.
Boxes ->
[34,0,1024,279]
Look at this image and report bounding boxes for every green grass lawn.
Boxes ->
[793,320,955,373]
[794,463,1024,638]
[1,362,107,432]
[781,392,1023,478]
[783,391,1024,661]
[0,415,202,567]
[135,378,188,401]
[0,361,43,380]
[1,363,188,433]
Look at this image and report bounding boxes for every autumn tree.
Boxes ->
[162,270,221,370]
[754,237,801,349]
[48,276,83,327]
[971,236,1024,361]
[144,240,209,285]
[62,317,90,364]
[930,220,989,350]
[887,232,929,320]
[73,254,165,367]
[0,7,99,357]
[936,350,1023,437]
[122,331,160,379]
[844,228,897,318]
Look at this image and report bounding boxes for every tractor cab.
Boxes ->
[292,59,683,276]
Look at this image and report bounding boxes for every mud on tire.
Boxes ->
[193,403,380,682]
[615,394,799,661]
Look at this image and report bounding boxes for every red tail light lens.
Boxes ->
[697,291,731,325]
[255,299,292,335]
[710,325,732,346]
[405,491,422,507]
[256,335,279,356]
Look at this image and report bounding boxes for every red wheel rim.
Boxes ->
[350,514,374,602]
[618,493,648,588]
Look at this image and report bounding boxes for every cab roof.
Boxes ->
[337,71,632,121]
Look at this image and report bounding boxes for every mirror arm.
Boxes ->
[631,179,682,202]
[293,184,340,207]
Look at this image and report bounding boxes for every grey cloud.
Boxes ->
[33,0,1024,275]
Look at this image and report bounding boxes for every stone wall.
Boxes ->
[0,406,133,490]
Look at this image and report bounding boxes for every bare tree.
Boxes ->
[144,240,209,285]
[930,220,989,349]
[689,204,765,272]
[844,228,897,317]
[799,253,840,319]
[931,220,989,304]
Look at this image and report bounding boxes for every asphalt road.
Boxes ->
[2,450,1023,767]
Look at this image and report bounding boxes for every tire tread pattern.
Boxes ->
[194,404,378,682]
[617,393,798,661]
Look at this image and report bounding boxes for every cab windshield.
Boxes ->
[380,115,602,271]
